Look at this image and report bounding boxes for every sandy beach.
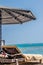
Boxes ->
[23,54,43,64]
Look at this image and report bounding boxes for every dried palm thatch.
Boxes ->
[0,7,36,24]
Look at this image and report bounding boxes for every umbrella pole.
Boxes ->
[0,10,2,53]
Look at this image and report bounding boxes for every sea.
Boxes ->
[8,43,43,55]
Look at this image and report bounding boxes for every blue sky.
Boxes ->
[0,0,43,44]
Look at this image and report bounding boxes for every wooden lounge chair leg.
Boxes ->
[40,59,42,63]
[15,59,19,65]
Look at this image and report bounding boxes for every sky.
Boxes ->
[0,0,43,44]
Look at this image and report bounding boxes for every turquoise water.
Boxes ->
[7,43,43,54]
[18,46,43,54]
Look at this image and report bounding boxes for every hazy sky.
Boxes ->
[0,0,43,44]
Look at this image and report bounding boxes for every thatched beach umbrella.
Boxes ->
[0,7,36,51]
[0,7,36,24]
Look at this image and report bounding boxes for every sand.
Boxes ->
[23,54,43,63]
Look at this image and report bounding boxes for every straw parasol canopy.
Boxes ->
[0,7,36,24]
